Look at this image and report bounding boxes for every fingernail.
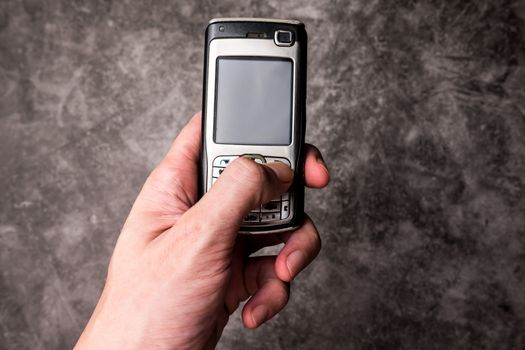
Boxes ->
[251,305,268,327]
[286,250,306,279]
[268,163,294,183]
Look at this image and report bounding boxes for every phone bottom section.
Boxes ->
[238,211,304,235]
[238,224,300,235]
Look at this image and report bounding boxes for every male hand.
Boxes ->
[75,112,330,349]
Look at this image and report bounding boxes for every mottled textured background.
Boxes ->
[1,0,525,349]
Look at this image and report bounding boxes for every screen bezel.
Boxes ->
[213,56,294,146]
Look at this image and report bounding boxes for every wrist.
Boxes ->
[75,286,147,350]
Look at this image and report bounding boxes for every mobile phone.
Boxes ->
[200,18,307,234]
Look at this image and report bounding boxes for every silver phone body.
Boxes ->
[201,18,307,234]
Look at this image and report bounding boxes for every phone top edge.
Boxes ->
[209,17,303,25]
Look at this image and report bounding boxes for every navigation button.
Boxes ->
[241,154,265,164]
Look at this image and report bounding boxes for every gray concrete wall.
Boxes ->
[1,0,524,349]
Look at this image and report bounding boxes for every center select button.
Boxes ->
[241,154,266,164]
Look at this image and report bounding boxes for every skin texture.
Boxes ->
[74,112,330,349]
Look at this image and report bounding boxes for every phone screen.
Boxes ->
[214,57,293,145]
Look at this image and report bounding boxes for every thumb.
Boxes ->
[175,157,293,245]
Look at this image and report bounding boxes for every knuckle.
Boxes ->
[146,165,170,190]
[295,229,322,258]
[275,282,290,306]
[147,160,178,185]
[147,164,165,183]
[146,163,189,201]
[302,217,322,255]
[312,231,322,255]
[305,229,322,257]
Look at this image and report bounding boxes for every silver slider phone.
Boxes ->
[199,18,307,234]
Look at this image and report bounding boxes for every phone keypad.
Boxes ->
[261,201,281,212]
[212,155,292,224]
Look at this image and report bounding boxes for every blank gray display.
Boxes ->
[214,58,293,145]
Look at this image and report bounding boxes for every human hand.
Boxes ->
[75,112,330,349]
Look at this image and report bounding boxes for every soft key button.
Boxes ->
[211,156,237,189]
[213,156,238,167]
